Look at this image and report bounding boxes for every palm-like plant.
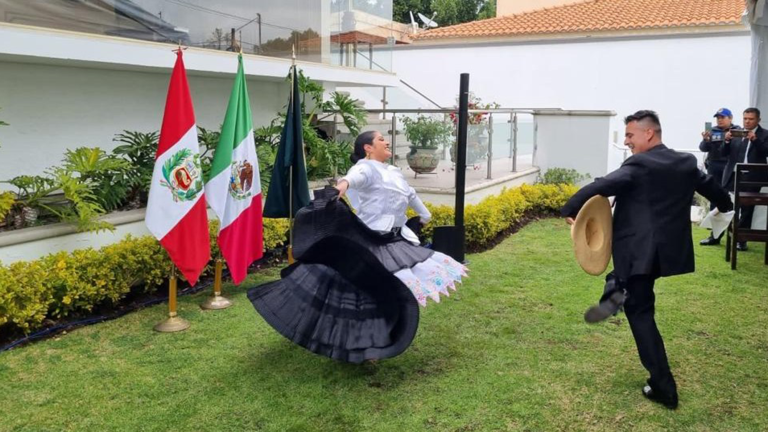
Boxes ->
[197,126,221,182]
[60,147,132,212]
[324,92,367,137]
[113,131,158,208]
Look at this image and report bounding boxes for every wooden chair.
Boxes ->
[725,163,768,269]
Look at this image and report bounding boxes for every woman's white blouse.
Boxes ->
[341,159,431,244]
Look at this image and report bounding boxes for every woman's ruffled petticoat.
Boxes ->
[394,251,468,307]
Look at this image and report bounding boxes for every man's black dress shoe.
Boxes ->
[699,236,720,246]
[584,291,626,323]
[736,242,748,251]
[642,385,678,410]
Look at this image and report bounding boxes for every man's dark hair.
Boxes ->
[744,107,761,118]
[624,110,662,135]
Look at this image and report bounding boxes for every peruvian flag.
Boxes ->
[145,50,210,285]
[205,55,263,284]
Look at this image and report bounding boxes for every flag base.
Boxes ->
[287,245,295,264]
[153,315,191,333]
[200,294,233,310]
[200,259,232,310]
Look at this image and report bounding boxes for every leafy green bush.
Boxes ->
[0,181,576,335]
[0,215,292,334]
[112,131,158,208]
[537,168,591,186]
[402,115,453,150]
[412,183,577,249]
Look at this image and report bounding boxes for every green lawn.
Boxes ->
[1,219,767,432]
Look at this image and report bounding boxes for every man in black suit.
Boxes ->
[561,111,732,410]
[721,107,768,251]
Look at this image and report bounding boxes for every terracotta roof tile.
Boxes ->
[413,0,746,41]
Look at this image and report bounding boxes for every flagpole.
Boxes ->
[154,265,191,332]
[287,45,297,264]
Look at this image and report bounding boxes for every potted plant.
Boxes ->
[3,175,57,229]
[448,93,499,165]
[402,115,452,176]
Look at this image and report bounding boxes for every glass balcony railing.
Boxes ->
[323,108,538,191]
[0,0,395,71]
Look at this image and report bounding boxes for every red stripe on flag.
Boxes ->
[218,195,264,285]
[160,198,210,285]
[156,50,196,158]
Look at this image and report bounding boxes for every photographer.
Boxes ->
[699,108,739,245]
[722,108,768,251]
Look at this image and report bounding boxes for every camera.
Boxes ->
[730,129,749,138]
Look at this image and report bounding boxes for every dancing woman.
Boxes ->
[248,131,466,363]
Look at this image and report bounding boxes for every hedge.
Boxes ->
[0,183,575,334]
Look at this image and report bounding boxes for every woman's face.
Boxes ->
[364,132,392,162]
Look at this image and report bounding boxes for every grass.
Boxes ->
[1,219,767,431]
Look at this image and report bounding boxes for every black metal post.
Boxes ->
[424,75,469,262]
[454,73,469,262]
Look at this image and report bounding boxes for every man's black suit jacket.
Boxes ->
[562,145,731,280]
[721,125,768,191]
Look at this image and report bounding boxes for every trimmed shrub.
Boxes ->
[0,183,576,334]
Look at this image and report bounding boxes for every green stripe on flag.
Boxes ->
[209,55,254,179]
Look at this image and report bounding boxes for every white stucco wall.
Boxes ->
[0,60,287,183]
[384,32,751,172]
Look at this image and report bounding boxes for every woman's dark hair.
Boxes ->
[350,130,379,163]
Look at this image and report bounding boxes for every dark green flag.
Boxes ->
[263,65,310,218]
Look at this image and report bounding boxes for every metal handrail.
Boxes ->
[361,108,556,114]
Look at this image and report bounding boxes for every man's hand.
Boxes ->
[701,131,711,141]
[565,217,575,226]
[725,131,733,142]
[747,130,757,142]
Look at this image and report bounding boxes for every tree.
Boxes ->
[393,0,495,26]
[393,0,432,24]
[477,0,496,20]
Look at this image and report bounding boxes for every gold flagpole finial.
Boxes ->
[172,40,187,53]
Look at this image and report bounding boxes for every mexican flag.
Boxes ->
[145,50,210,285]
[205,54,263,284]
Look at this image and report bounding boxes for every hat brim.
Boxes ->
[570,195,613,275]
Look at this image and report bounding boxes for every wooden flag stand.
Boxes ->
[154,266,191,332]
[200,258,233,310]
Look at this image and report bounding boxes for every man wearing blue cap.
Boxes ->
[699,108,739,245]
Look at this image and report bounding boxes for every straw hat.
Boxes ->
[570,195,613,275]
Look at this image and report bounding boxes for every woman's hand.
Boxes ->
[335,179,349,198]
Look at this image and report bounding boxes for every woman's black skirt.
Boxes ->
[247,187,431,363]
